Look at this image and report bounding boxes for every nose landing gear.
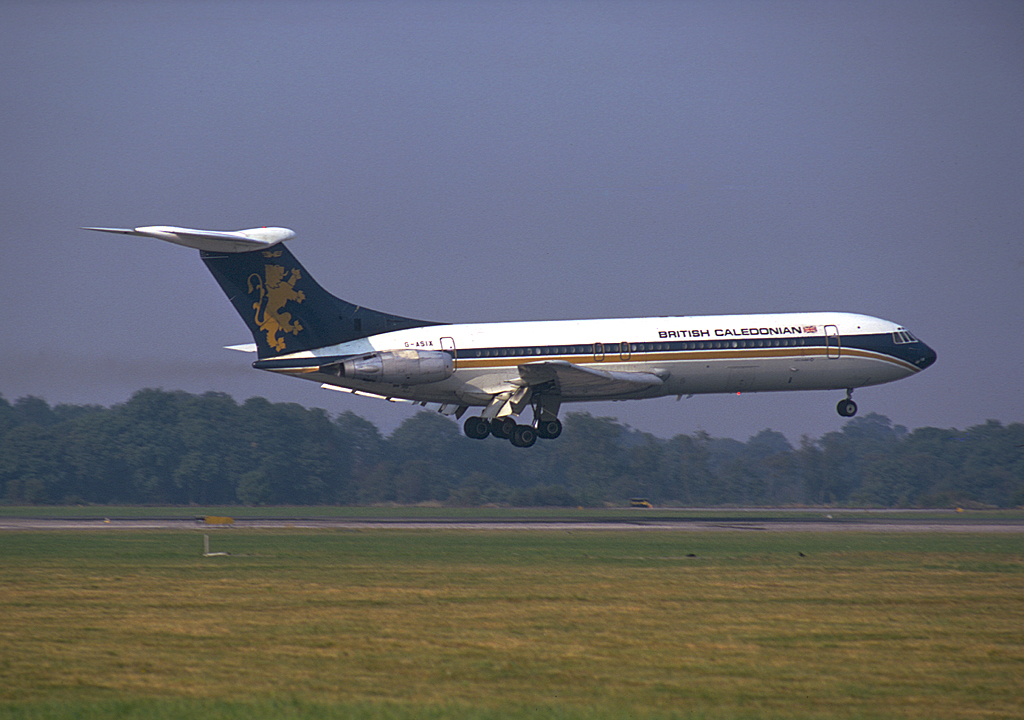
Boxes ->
[836,389,858,418]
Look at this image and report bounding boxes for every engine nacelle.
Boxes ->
[323,349,453,385]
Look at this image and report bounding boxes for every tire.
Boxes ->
[511,424,537,448]
[536,418,562,439]
[836,399,858,417]
[463,416,490,440]
[490,417,517,439]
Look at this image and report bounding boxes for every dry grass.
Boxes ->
[0,530,1022,719]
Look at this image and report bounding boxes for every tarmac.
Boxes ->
[2,515,1022,532]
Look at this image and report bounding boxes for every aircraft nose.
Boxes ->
[916,342,937,370]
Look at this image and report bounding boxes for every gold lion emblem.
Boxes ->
[248,264,305,351]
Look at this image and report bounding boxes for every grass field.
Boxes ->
[1,529,1022,719]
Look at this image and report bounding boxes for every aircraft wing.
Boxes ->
[516,360,664,400]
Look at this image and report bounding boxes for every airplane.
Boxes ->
[84,225,937,448]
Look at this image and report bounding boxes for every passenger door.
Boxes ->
[824,325,840,359]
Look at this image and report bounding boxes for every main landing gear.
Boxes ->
[463,415,563,448]
[836,389,858,418]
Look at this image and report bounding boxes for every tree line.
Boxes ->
[1,389,1022,508]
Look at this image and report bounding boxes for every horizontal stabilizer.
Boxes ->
[83,225,295,253]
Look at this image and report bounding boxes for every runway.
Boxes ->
[2,515,1022,533]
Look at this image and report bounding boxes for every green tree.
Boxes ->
[235,398,344,504]
[63,408,127,503]
[12,396,58,427]
[550,413,629,505]
[117,389,188,503]
[0,423,64,503]
[957,420,1024,507]
[334,410,385,503]
[816,414,904,504]
[385,412,468,502]
[174,392,241,505]
[0,394,15,437]
[656,432,712,505]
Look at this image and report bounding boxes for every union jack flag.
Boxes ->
[803,326,817,334]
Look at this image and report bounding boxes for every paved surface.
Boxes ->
[2,516,1022,532]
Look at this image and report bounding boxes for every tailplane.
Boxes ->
[84,225,442,358]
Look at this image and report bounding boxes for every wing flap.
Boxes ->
[517,360,664,400]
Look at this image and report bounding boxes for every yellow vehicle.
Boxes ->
[630,498,653,509]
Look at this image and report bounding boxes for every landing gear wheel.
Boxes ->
[463,416,490,440]
[837,399,858,417]
[535,418,562,439]
[510,424,537,448]
[489,417,517,439]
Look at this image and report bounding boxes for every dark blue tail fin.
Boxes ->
[201,246,441,359]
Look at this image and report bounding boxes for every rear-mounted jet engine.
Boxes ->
[321,349,453,385]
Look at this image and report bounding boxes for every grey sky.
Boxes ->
[3,0,1022,442]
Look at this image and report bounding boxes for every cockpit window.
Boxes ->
[892,330,918,344]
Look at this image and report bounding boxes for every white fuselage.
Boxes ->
[261,311,931,407]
